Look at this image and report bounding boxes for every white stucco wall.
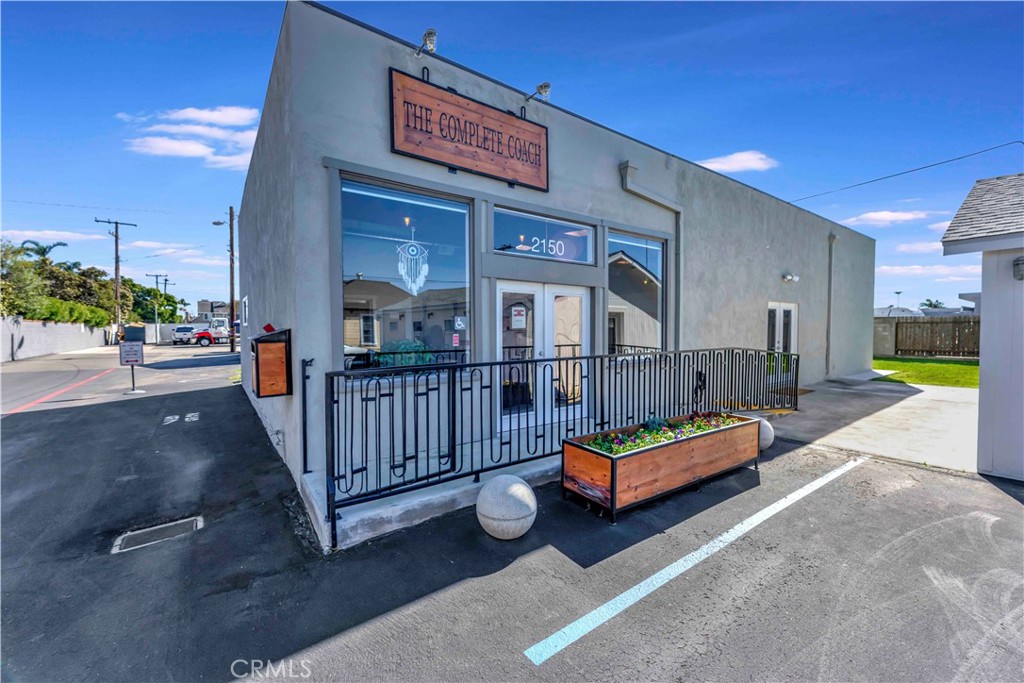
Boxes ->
[241,2,877,543]
[977,248,1024,481]
[240,12,303,475]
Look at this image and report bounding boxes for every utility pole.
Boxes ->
[163,276,180,321]
[213,206,236,353]
[145,273,168,341]
[95,218,137,329]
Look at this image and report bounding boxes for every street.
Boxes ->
[2,346,1022,682]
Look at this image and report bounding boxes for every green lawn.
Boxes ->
[872,356,979,388]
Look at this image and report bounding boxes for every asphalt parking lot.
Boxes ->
[2,346,1022,682]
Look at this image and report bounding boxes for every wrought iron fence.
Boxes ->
[325,347,799,546]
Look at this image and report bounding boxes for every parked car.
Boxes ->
[192,328,229,347]
[171,326,195,345]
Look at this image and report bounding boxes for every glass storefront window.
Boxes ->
[493,208,594,264]
[607,232,664,353]
[341,181,470,367]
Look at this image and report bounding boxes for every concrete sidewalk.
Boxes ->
[773,379,979,472]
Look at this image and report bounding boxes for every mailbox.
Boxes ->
[251,329,292,398]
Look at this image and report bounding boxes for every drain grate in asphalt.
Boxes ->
[111,516,204,554]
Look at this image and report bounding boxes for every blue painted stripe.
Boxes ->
[524,457,867,665]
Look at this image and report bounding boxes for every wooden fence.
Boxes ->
[874,316,980,358]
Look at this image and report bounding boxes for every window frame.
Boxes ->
[339,176,474,364]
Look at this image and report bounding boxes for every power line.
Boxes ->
[5,199,174,214]
[790,140,1024,203]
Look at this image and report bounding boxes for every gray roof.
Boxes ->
[942,173,1024,244]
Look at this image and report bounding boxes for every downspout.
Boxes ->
[619,161,684,350]
[825,232,837,378]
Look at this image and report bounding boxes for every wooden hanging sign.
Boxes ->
[390,68,549,192]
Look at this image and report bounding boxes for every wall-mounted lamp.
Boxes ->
[782,273,800,283]
[415,28,437,57]
[1013,256,1024,281]
[525,82,551,102]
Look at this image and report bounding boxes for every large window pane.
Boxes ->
[341,181,469,367]
[493,208,594,264]
[607,233,663,352]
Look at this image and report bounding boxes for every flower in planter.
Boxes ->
[589,413,741,455]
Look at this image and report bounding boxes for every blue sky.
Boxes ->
[3,1,1021,312]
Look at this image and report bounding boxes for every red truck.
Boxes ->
[192,328,231,347]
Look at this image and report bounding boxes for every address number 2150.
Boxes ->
[530,237,566,257]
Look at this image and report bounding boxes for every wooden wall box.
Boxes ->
[562,414,760,522]
[251,329,292,398]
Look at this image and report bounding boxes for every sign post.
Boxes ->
[119,341,145,394]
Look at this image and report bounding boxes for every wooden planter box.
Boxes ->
[562,414,760,522]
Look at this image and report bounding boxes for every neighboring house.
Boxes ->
[194,299,238,323]
[942,172,1024,481]
[918,307,976,317]
[959,291,981,315]
[873,306,924,318]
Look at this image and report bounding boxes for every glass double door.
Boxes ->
[496,281,590,419]
[767,301,798,382]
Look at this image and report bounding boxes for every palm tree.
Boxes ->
[920,298,945,309]
[19,240,68,259]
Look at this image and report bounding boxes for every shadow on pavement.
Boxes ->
[980,474,1024,504]
[144,352,240,370]
[0,379,764,681]
[769,380,922,446]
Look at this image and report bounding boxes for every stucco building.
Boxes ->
[942,173,1024,481]
[239,2,875,547]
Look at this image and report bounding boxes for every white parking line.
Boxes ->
[524,456,868,666]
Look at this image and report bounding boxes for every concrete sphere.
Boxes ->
[476,475,537,540]
[758,418,775,451]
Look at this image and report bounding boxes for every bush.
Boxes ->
[24,296,111,328]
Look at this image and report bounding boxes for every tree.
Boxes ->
[920,299,946,309]
[19,240,68,259]
[0,240,46,316]
[123,278,183,323]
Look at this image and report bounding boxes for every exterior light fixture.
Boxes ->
[1014,256,1024,281]
[525,82,551,102]
[416,28,437,57]
[782,273,800,283]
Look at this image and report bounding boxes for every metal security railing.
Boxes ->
[325,347,799,546]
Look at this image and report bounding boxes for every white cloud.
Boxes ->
[161,106,259,127]
[928,220,952,231]
[876,264,981,277]
[173,269,224,281]
[126,240,193,249]
[115,112,151,123]
[895,242,943,254]
[844,210,947,227]
[3,229,108,242]
[122,107,258,172]
[935,276,980,282]
[144,123,256,147]
[697,150,779,173]
[127,136,214,158]
[181,257,229,266]
[203,152,252,171]
[150,248,204,257]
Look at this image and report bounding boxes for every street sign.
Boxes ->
[119,341,144,366]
